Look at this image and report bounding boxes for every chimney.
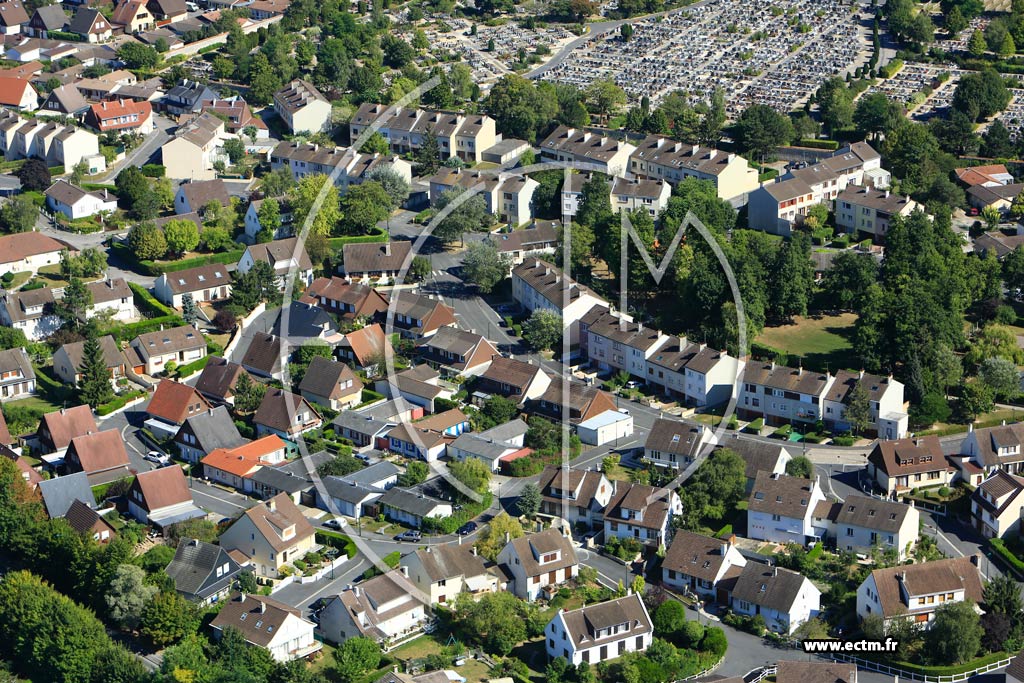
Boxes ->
[971,553,981,566]
[353,585,360,598]
[258,601,266,613]
[239,594,246,603]
[720,542,728,556]
[679,335,687,352]
[384,242,391,256]
[772,566,777,577]
[884,190,889,198]
[505,531,511,544]
[471,545,478,556]
[267,498,276,512]
[637,322,643,332]
[399,565,409,577]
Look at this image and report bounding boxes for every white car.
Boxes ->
[323,518,343,530]
[143,451,168,465]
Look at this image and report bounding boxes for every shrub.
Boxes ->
[832,435,855,446]
[96,390,146,416]
[744,418,764,434]
[701,626,728,655]
[938,486,951,497]
[141,164,166,177]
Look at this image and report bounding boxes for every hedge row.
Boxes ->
[96,390,146,417]
[174,355,210,379]
[111,242,245,276]
[861,650,1010,677]
[315,530,358,559]
[796,139,840,151]
[129,282,176,317]
[327,229,387,250]
[990,538,1024,576]
[105,315,185,342]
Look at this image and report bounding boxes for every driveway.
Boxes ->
[98,113,175,183]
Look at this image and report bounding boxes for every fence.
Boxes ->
[825,654,1013,683]
[270,554,350,593]
[743,666,776,683]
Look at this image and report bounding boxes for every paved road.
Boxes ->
[98,114,175,183]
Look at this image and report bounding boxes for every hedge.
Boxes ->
[990,538,1024,576]
[796,139,840,151]
[174,355,210,379]
[111,242,245,276]
[327,228,387,250]
[806,541,824,561]
[81,183,117,192]
[129,281,176,317]
[96,390,146,416]
[315,530,358,559]
[106,315,185,342]
[141,164,165,178]
[861,651,1010,677]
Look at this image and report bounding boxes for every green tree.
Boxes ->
[334,636,381,682]
[854,92,904,141]
[54,276,92,329]
[181,293,198,326]
[926,601,983,665]
[290,174,340,237]
[823,250,878,310]
[449,457,491,494]
[116,42,159,68]
[676,448,746,529]
[475,512,524,561]
[733,104,794,161]
[769,231,813,321]
[845,382,872,436]
[398,460,428,487]
[409,255,431,282]
[260,166,296,197]
[522,309,563,351]
[359,132,391,156]
[317,453,363,478]
[232,260,278,311]
[453,591,536,655]
[78,333,114,408]
[463,240,510,293]
[815,77,854,135]
[653,600,687,638]
[105,564,157,630]
[982,120,1016,159]
[339,181,391,234]
[414,129,441,176]
[434,187,489,244]
[163,219,200,257]
[140,591,200,648]
[979,356,1020,399]
[127,221,168,261]
[946,6,967,34]
[0,194,39,233]
[952,69,1012,123]
[960,380,995,421]
[515,482,541,517]
[969,28,987,56]
[256,197,281,238]
[584,78,627,118]
[69,159,90,186]
[785,455,813,478]
[223,138,246,164]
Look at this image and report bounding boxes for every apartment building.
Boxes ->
[835,185,922,240]
[270,140,413,189]
[348,103,497,163]
[629,135,760,201]
[160,112,226,181]
[538,125,636,176]
[428,166,538,226]
[642,335,739,408]
[511,259,609,345]
[273,79,331,134]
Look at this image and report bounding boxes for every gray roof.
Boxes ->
[478,419,528,443]
[269,301,336,340]
[730,563,809,613]
[248,466,311,494]
[449,432,515,461]
[67,7,102,34]
[0,347,33,378]
[165,538,240,600]
[406,544,489,583]
[338,461,400,488]
[749,472,816,520]
[558,593,652,651]
[38,471,95,518]
[716,438,792,480]
[645,418,705,458]
[322,476,383,504]
[31,4,67,31]
[177,406,246,452]
[832,493,913,533]
[379,487,450,516]
[332,411,394,438]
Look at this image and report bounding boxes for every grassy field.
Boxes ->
[756,312,859,372]
[388,636,493,682]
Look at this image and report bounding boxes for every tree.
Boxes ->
[180,293,198,326]
[453,591,538,656]
[584,78,626,118]
[406,255,431,282]
[233,371,266,414]
[260,167,296,198]
[105,564,157,630]
[79,333,114,408]
[845,382,872,436]
[823,251,878,310]
[127,222,167,261]
[984,573,1022,619]
[946,5,968,34]
[339,181,391,234]
[475,512,524,561]
[449,457,491,494]
[54,276,93,329]
[676,448,746,529]
[969,28,987,56]
[414,129,441,176]
[653,600,686,638]
[395,461,428,488]
[980,356,1019,399]
[290,174,340,237]
[816,77,854,135]
[981,120,1015,159]
[785,455,813,478]
[359,132,391,156]
[952,69,1011,123]
[854,92,904,140]
[522,309,563,351]
[462,241,510,294]
[733,104,794,161]
[140,591,199,647]
[256,196,281,238]
[960,380,995,421]
[69,159,90,186]
[516,483,541,517]
[334,636,381,682]
[926,600,983,665]
[0,194,38,233]
[366,166,410,210]
[434,187,489,244]
[117,42,159,69]
[16,158,50,191]
[163,219,200,257]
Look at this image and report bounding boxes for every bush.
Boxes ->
[141,164,165,178]
[773,424,792,438]
[174,355,210,379]
[96,390,146,416]
[939,486,951,497]
[832,435,855,446]
[315,530,358,559]
[797,139,840,150]
[744,418,764,433]
[701,626,728,656]
[129,282,176,317]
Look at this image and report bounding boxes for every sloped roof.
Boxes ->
[195,355,247,401]
[38,471,95,518]
[298,356,362,400]
[147,379,212,425]
[130,465,192,511]
[39,404,97,452]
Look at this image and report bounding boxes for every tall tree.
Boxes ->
[733,104,794,161]
[54,277,93,330]
[289,174,340,237]
[414,130,441,175]
[105,564,157,630]
[462,241,510,293]
[844,382,872,435]
[79,333,114,408]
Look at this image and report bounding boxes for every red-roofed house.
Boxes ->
[110,0,153,32]
[127,465,205,527]
[0,231,67,273]
[65,429,133,485]
[146,379,212,437]
[200,435,287,493]
[0,76,36,110]
[37,404,97,454]
[86,99,153,134]
[955,164,1015,188]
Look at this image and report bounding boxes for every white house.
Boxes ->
[661,531,746,600]
[0,287,61,340]
[273,79,331,134]
[318,568,429,649]
[218,493,316,578]
[545,593,653,666]
[729,563,821,635]
[835,185,923,240]
[640,335,740,408]
[856,556,984,631]
[128,325,206,376]
[153,263,232,309]
[747,472,827,545]
[377,487,453,528]
[575,407,632,446]
[539,126,636,176]
[629,135,759,201]
[86,277,134,322]
[496,528,578,602]
[210,594,321,662]
[0,231,66,275]
[44,179,117,220]
[603,481,681,548]
[511,259,609,345]
[972,469,1024,539]
[400,544,500,606]
[643,418,711,470]
[446,420,529,472]
[815,493,919,559]
[537,465,614,530]
[237,238,314,290]
[126,465,205,528]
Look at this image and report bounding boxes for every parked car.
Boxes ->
[323,518,343,530]
[457,521,477,536]
[144,451,168,465]
[394,530,422,542]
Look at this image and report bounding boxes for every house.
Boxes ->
[416,327,498,377]
[38,84,88,118]
[38,470,95,518]
[348,103,497,163]
[835,186,922,240]
[562,174,670,218]
[319,569,429,648]
[379,365,452,413]
[0,231,67,274]
[317,476,382,519]
[210,594,320,662]
[163,80,217,117]
[716,438,793,489]
[497,528,578,601]
[219,493,316,578]
[0,346,35,400]
[867,436,955,497]
[537,465,613,529]
[273,79,331,134]
[539,125,636,176]
[528,378,618,426]
[661,531,746,600]
[603,481,681,547]
[341,241,412,283]
[240,332,284,381]
[816,493,919,559]
[174,178,230,214]
[545,593,653,666]
[145,379,212,437]
[166,538,242,605]
[86,277,133,322]
[387,291,457,339]
[747,472,827,545]
[128,325,206,376]
[161,112,226,181]
[736,360,833,428]
[823,369,908,441]
[110,0,153,32]
[959,422,1024,476]
[298,356,363,411]
[401,544,498,606]
[269,140,412,189]
[748,142,884,235]
[643,418,711,470]
[127,465,205,527]
[629,135,759,201]
[7,119,102,172]
[27,5,67,38]
[972,470,1024,539]
[576,409,633,447]
[488,223,560,266]
[855,556,984,630]
[446,421,529,473]
[200,435,287,492]
[194,356,248,406]
[584,310,668,381]
[44,179,117,220]
[299,277,388,321]
[968,183,1024,214]
[64,498,116,542]
[332,409,398,449]
[37,404,95,454]
[154,263,232,308]
[427,167,537,226]
[201,97,266,136]
[64,429,133,485]
[0,288,61,341]
[729,563,821,634]
[512,259,609,344]
[173,405,247,464]
[253,388,322,440]
[68,8,110,41]
[146,0,186,22]
[268,301,339,343]
[237,238,314,290]
[386,408,468,462]
[378,487,453,528]
[337,323,392,374]
[249,450,334,504]
[86,99,153,133]
[243,197,293,241]
[0,76,36,109]
[53,335,128,388]
[956,164,1015,187]
[476,356,551,404]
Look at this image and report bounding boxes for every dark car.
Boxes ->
[457,521,477,536]
[394,530,422,542]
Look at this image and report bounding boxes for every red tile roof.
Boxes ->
[0,76,33,107]
[147,379,212,425]
[88,98,152,132]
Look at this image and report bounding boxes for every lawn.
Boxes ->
[388,636,493,682]
[5,271,31,289]
[3,394,61,414]
[756,312,858,372]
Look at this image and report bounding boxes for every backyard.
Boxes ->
[756,312,858,372]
